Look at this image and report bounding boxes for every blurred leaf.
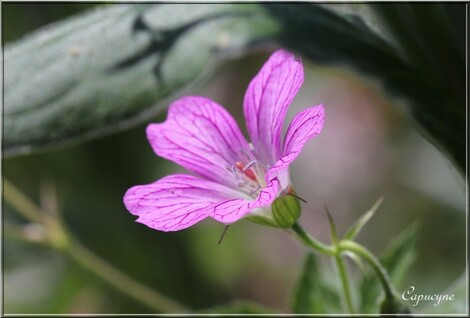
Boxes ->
[264,3,465,174]
[199,300,280,314]
[291,252,340,314]
[4,3,277,157]
[418,273,467,315]
[379,296,411,315]
[379,222,419,286]
[262,4,411,90]
[2,3,98,43]
[292,253,320,314]
[344,197,384,241]
[5,3,465,176]
[370,3,465,174]
[371,3,464,93]
[359,222,419,313]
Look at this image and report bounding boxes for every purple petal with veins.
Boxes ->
[209,178,280,223]
[124,174,243,232]
[147,96,250,188]
[266,104,325,185]
[123,49,325,232]
[124,175,278,231]
[243,50,304,166]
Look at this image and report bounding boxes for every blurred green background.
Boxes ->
[3,3,466,314]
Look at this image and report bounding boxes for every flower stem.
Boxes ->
[3,222,49,247]
[290,223,399,314]
[291,223,335,255]
[4,178,44,224]
[3,178,189,313]
[66,240,189,313]
[338,240,395,301]
[334,254,355,314]
[291,223,354,313]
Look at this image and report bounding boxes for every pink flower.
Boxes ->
[123,50,325,231]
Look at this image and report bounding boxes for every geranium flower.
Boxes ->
[123,50,325,231]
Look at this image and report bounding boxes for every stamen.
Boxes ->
[242,160,256,171]
[239,148,253,161]
[232,167,240,180]
[235,161,245,171]
[226,165,240,180]
[235,161,257,182]
[249,185,261,196]
[243,169,257,182]
[231,147,268,196]
[238,181,249,188]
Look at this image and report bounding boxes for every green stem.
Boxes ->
[4,222,49,247]
[66,240,189,313]
[291,223,354,313]
[3,178,190,313]
[4,178,44,224]
[338,240,395,300]
[291,223,335,256]
[335,254,355,314]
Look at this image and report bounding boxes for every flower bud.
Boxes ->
[380,296,410,314]
[272,194,301,228]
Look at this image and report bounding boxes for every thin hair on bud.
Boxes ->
[287,192,307,204]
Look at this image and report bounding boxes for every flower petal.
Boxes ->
[243,49,304,165]
[209,178,280,223]
[266,104,325,185]
[123,174,243,232]
[147,96,250,188]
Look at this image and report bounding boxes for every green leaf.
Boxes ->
[344,197,384,241]
[359,222,419,313]
[379,222,419,284]
[370,3,465,174]
[291,252,340,314]
[264,3,465,174]
[199,300,280,314]
[380,297,412,315]
[5,3,464,177]
[418,273,467,315]
[4,4,278,157]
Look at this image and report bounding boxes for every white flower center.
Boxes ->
[226,145,267,198]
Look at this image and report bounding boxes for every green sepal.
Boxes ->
[344,197,384,241]
[245,214,280,228]
[324,205,338,244]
